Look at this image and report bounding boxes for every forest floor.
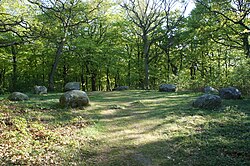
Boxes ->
[0,90,249,165]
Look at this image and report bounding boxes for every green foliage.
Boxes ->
[0,0,249,94]
[229,59,250,94]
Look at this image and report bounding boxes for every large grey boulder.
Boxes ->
[113,86,129,91]
[193,94,221,109]
[159,84,176,92]
[34,85,47,94]
[59,90,90,108]
[204,86,218,94]
[8,92,29,101]
[64,82,80,91]
[219,87,241,99]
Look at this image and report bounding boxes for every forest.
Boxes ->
[0,0,250,165]
[0,0,249,94]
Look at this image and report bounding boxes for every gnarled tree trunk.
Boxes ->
[48,38,65,91]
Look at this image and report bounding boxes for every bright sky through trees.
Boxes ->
[185,0,195,16]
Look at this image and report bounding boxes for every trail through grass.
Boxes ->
[0,91,249,165]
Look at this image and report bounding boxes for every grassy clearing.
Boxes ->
[0,91,249,165]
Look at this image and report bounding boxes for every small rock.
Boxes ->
[60,90,90,108]
[64,82,80,91]
[8,92,29,101]
[219,87,241,99]
[159,84,176,92]
[193,94,221,109]
[109,105,125,109]
[34,85,47,94]
[113,86,129,91]
[204,86,218,94]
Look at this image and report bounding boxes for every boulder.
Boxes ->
[34,85,47,94]
[8,92,29,101]
[64,82,80,91]
[204,86,218,94]
[113,86,129,91]
[219,87,241,99]
[59,90,89,108]
[159,84,176,92]
[193,94,221,109]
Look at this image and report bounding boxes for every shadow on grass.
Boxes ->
[80,91,250,165]
[83,110,249,166]
[137,119,250,166]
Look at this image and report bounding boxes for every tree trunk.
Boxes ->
[11,46,17,92]
[42,57,45,85]
[143,35,150,90]
[137,43,142,89]
[0,69,3,88]
[48,38,66,91]
[126,44,132,87]
[81,65,85,91]
[144,56,149,89]
[190,63,196,80]
[243,34,250,58]
[91,72,97,91]
[3,69,5,89]
[209,66,212,78]
[127,59,131,87]
[63,63,68,87]
[106,67,111,91]
[98,69,102,91]
[201,51,204,78]
[225,56,228,78]
[85,64,90,91]
[114,70,120,88]
[171,63,178,76]
[217,50,221,80]
[0,71,2,87]
[0,69,6,90]
[165,49,170,81]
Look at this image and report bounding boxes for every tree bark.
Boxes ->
[91,72,97,91]
[63,62,68,87]
[48,38,66,91]
[225,56,228,78]
[137,43,142,89]
[166,49,170,81]
[0,69,5,89]
[242,34,250,58]
[143,35,150,90]
[81,65,85,91]
[106,67,111,91]
[126,44,132,87]
[217,50,221,80]
[190,63,196,80]
[11,45,17,92]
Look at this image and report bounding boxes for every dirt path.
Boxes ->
[85,99,165,165]
[83,91,197,165]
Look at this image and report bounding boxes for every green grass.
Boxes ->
[0,90,249,165]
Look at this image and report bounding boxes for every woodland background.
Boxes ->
[0,0,249,94]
